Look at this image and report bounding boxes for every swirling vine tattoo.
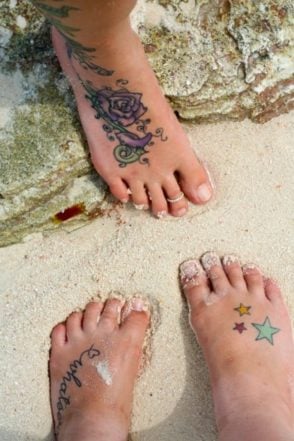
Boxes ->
[33,0,113,76]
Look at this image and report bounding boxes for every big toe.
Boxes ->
[178,158,213,205]
[179,259,210,313]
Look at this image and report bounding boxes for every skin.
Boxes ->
[32,0,213,218]
[180,252,294,441]
[50,253,294,441]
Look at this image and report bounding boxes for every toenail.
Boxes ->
[180,260,204,288]
[127,188,132,195]
[134,203,148,210]
[156,211,167,219]
[242,263,261,274]
[201,252,221,272]
[132,298,145,312]
[196,183,212,202]
[121,198,128,204]
[175,207,187,217]
[223,254,240,266]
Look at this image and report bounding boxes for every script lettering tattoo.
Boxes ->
[33,1,113,76]
[55,345,100,432]
[82,78,168,167]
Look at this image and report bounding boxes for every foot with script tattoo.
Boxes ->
[180,252,294,441]
[49,298,149,441]
[33,0,212,218]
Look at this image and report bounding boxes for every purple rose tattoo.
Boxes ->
[82,79,168,167]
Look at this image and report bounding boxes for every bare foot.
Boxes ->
[180,252,294,441]
[52,27,213,218]
[50,298,149,441]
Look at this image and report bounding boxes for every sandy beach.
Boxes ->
[1,113,293,441]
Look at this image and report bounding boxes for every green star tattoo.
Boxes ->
[251,316,280,345]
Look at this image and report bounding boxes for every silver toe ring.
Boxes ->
[167,191,184,204]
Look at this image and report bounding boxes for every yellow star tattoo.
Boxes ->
[234,303,251,317]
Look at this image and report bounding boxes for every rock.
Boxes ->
[0,0,293,246]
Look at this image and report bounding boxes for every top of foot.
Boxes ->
[52,27,213,219]
[180,252,294,440]
[50,298,149,441]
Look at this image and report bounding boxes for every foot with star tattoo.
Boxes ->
[180,252,294,441]
[49,298,149,441]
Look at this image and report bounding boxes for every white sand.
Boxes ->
[1,114,293,441]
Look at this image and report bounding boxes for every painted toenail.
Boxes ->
[132,298,145,312]
[223,254,240,266]
[176,207,187,217]
[201,252,221,272]
[156,211,167,219]
[134,203,148,210]
[242,263,261,274]
[180,260,204,288]
[196,183,212,202]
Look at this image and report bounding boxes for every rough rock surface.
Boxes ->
[0,0,293,246]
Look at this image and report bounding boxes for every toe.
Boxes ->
[121,298,150,347]
[99,298,123,331]
[66,311,83,340]
[108,178,130,203]
[51,323,66,350]
[83,302,104,333]
[147,184,168,219]
[179,259,210,312]
[222,255,247,290]
[128,181,149,210]
[201,251,230,296]
[178,158,213,205]
[242,264,264,296]
[163,177,188,217]
[264,278,283,303]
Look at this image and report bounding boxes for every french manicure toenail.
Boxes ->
[134,203,147,210]
[201,252,220,271]
[176,208,187,217]
[196,183,212,202]
[242,263,261,274]
[121,198,128,204]
[156,211,167,219]
[180,260,204,288]
[127,188,132,195]
[132,298,145,312]
[223,254,240,266]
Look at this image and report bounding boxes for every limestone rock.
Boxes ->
[0,0,293,246]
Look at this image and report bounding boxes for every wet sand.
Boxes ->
[1,113,293,441]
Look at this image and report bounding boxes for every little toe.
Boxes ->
[178,159,213,205]
[243,264,264,296]
[83,302,104,333]
[66,311,83,340]
[121,298,150,347]
[128,181,149,211]
[201,251,230,296]
[264,278,283,303]
[222,255,247,290]
[147,184,168,219]
[51,323,67,350]
[179,259,210,312]
[163,178,188,217]
[108,178,130,204]
[99,298,123,331]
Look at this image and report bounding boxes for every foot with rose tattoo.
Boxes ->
[180,252,294,441]
[33,0,213,218]
[50,298,149,441]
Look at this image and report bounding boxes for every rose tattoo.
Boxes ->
[82,79,167,167]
